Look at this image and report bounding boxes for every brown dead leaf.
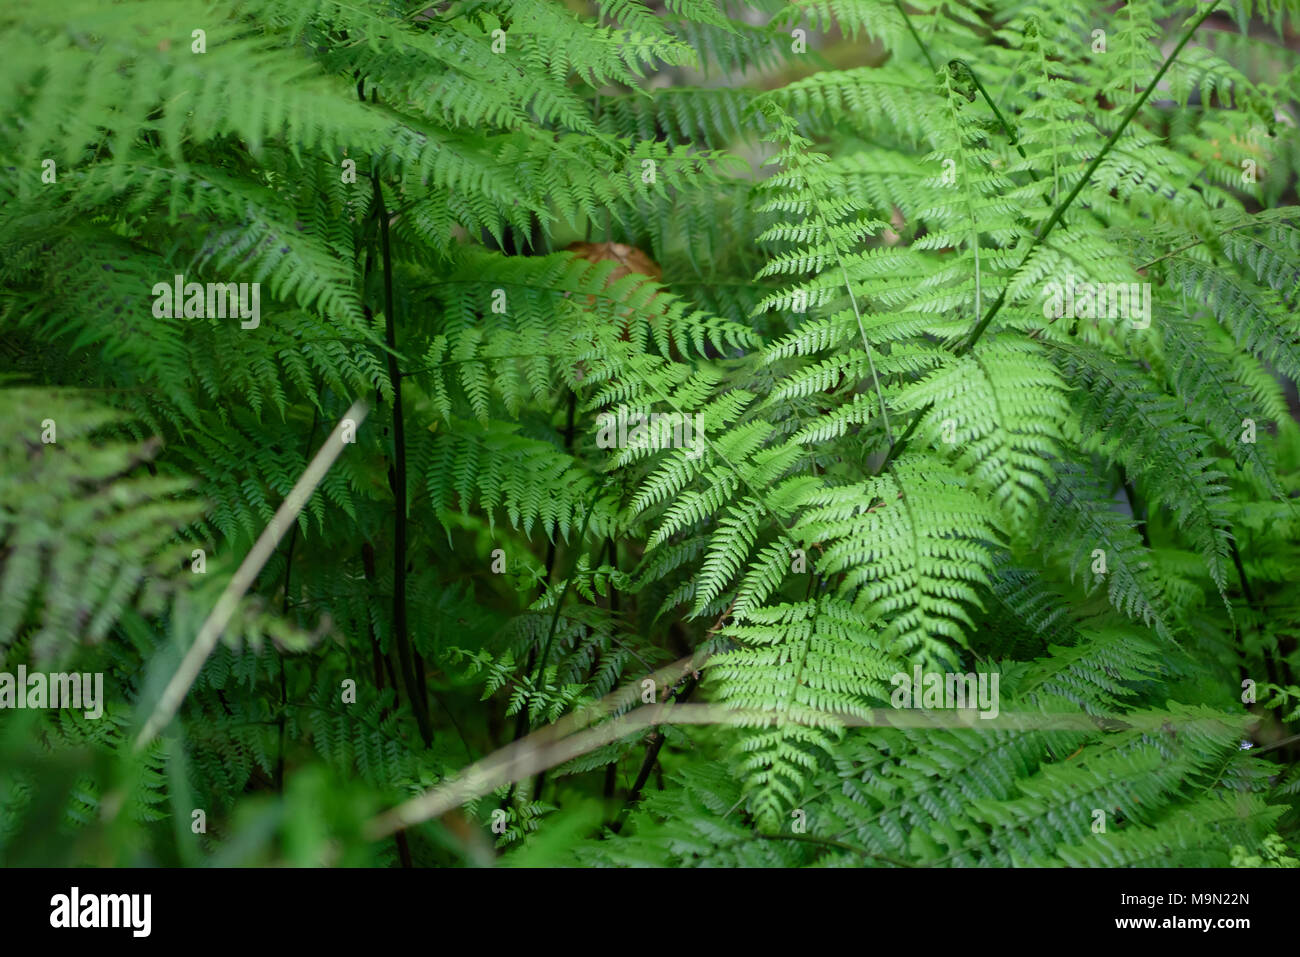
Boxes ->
[565,241,663,283]
[563,242,678,360]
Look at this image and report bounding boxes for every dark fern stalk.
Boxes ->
[373,171,433,750]
[609,671,698,833]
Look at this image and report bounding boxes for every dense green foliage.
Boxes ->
[3,0,1300,868]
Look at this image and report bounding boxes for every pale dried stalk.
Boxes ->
[134,400,368,750]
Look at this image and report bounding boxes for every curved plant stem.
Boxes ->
[878,1,1221,473]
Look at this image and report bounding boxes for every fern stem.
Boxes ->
[527,395,580,800]
[1120,470,1151,550]
[610,731,665,834]
[503,493,601,809]
[1230,537,1284,691]
[505,396,585,804]
[880,1,1221,472]
[838,261,895,446]
[354,72,434,748]
[1136,217,1277,271]
[533,496,599,689]
[967,0,1219,350]
[610,671,698,833]
[948,58,1062,217]
[361,542,395,716]
[372,172,433,750]
[951,60,1020,149]
[893,0,937,72]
